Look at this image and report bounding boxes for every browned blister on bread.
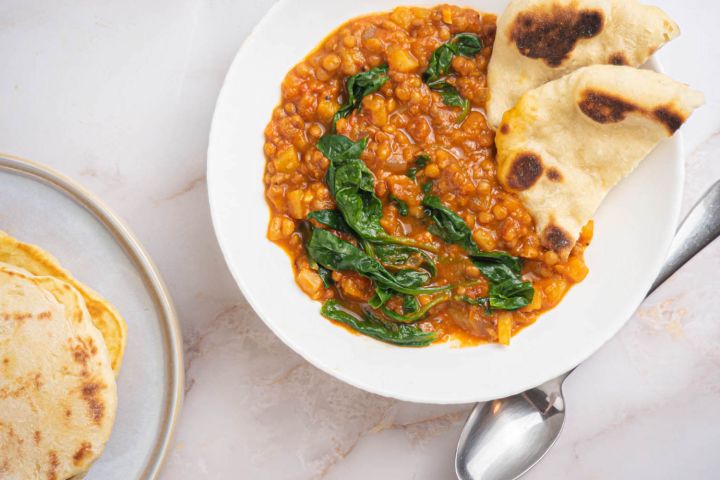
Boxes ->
[487,0,680,127]
[496,65,704,258]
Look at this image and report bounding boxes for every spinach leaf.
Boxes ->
[299,220,333,287]
[421,181,434,195]
[457,295,491,314]
[487,277,534,310]
[471,253,534,311]
[402,294,420,313]
[307,209,352,233]
[427,81,471,123]
[422,33,483,83]
[422,43,456,84]
[470,251,524,279]
[421,33,481,123]
[369,286,393,309]
[317,265,334,288]
[321,300,437,347]
[389,195,409,216]
[318,134,437,252]
[420,196,534,311]
[406,154,430,180]
[381,293,450,323]
[372,243,437,277]
[307,228,449,295]
[332,65,390,130]
[453,33,483,57]
[422,195,480,255]
[318,135,385,236]
[317,134,368,166]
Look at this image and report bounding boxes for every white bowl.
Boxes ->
[207,0,682,403]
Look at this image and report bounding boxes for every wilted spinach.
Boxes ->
[422,33,483,83]
[317,134,436,251]
[307,228,449,296]
[402,294,420,314]
[406,154,430,180]
[422,33,482,123]
[389,195,409,216]
[321,300,436,346]
[422,196,533,311]
[427,81,470,123]
[422,195,480,255]
[372,243,437,276]
[307,209,352,233]
[471,252,534,310]
[299,220,334,287]
[332,65,390,130]
[381,293,451,323]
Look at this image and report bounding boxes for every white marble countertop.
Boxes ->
[2,1,719,478]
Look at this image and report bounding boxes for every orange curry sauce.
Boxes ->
[263,5,591,345]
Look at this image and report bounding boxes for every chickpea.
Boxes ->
[321,53,341,71]
[424,163,441,178]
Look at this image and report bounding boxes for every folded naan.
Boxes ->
[0,231,127,375]
[0,263,117,479]
[486,0,679,127]
[496,65,704,258]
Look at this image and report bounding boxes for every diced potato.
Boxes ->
[566,257,589,282]
[281,217,295,237]
[521,286,542,312]
[390,7,413,29]
[275,146,299,173]
[543,277,569,307]
[297,268,324,298]
[387,45,419,73]
[441,6,453,24]
[497,313,513,346]
[363,94,388,126]
[267,215,284,241]
[286,189,305,219]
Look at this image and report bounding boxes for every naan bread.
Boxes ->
[496,65,704,258]
[0,264,117,479]
[0,231,127,375]
[486,0,679,127]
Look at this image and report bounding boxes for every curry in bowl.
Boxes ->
[261,2,700,347]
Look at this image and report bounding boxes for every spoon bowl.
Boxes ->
[455,374,568,480]
[455,179,720,480]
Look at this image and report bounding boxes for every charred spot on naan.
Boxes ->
[579,89,688,134]
[653,106,685,133]
[609,52,628,65]
[578,90,637,123]
[47,450,59,480]
[72,442,93,467]
[543,224,573,252]
[510,6,604,67]
[499,123,510,134]
[505,152,544,190]
[546,167,563,182]
[80,381,108,426]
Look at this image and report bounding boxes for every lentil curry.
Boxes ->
[263,5,591,346]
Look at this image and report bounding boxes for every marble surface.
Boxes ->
[1,1,719,478]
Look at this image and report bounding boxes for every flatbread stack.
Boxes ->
[486,0,680,127]
[488,0,704,257]
[0,232,126,479]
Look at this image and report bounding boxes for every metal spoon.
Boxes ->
[456,179,720,480]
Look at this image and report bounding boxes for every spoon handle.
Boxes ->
[649,179,720,294]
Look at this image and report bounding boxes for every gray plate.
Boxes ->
[0,154,182,479]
